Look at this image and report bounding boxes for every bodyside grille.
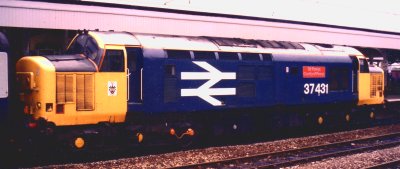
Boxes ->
[56,74,74,103]
[370,74,383,98]
[76,74,94,110]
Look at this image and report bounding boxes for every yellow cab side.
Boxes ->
[356,56,384,106]
[54,45,128,126]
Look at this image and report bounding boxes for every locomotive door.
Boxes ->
[357,58,371,104]
[92,45,127,122]
[126,47,143,103]
[350,56,359,94]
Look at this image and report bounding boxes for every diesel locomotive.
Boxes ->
[13,31,387,149]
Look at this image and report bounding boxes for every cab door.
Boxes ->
[357,57,371,105]
[94,45,127,122]
[126,47,143,104]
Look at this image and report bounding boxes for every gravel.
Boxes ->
[286,146,400,169]
[34,124,400,169]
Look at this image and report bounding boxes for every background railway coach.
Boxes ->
[0,32,9,121]
[14,31,384,149]
[388,63,400,95]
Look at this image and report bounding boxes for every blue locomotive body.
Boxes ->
[129,48,356,115]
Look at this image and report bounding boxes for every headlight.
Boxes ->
[36,102,41,109]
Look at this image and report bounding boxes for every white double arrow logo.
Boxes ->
[181,61,236,106]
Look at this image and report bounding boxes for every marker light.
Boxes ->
[28,122,37,128]
[36,102,41,109]
[137,133,144,143]
[186,128,195,136]
[170,128,176,136]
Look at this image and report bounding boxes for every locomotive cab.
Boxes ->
[16,31,140,126]
[354,56,384,106]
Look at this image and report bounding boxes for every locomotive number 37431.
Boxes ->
[304,83,329,95]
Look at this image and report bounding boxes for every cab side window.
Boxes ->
[100,50,125,72]
[359,59,369,73]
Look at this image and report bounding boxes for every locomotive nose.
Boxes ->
[16,56,56,120]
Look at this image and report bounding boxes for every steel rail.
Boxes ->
[258,137,400,168]
[364,159,400,169]
[169,132,400,169]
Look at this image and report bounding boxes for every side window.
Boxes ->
[193,51,216,60]
[100,50,125,72]
[67,35,101,64]
[165,65,176,77]
[166,50,191,59]
[359,59,369,73]
[66,35,87,54]
[261,54,273,61]
[241,53,260,61]
[85,38,99,60]
[218,52,239,60]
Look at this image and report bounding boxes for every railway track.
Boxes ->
[365,159,400,169]
[171,132,400,169]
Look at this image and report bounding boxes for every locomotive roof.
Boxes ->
[272,54,352,63]
[87,31,364,57]
[44,54,97,72]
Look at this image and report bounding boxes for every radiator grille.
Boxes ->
[370,74,383,98]
[76,74,94,110]
[66,75,74,102]
[56,75,65,103]
[56,74,74,103]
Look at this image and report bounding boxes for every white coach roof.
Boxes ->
[1,1,400,49]
[89,32,141,46]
